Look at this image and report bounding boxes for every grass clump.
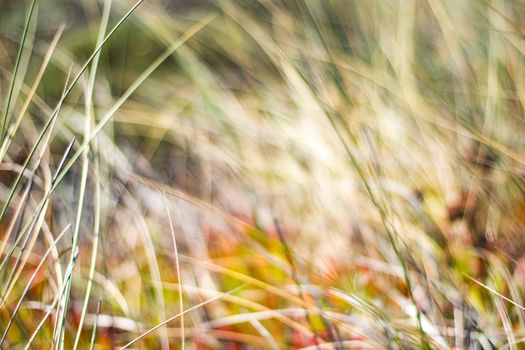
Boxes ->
[2,0,525,349]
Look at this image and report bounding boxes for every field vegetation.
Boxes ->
[1,0,525,348]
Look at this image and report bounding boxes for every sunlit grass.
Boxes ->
[1,0,525,348]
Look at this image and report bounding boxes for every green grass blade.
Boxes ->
[1,0,37,141]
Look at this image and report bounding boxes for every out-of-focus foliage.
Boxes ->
[2,0,525,348]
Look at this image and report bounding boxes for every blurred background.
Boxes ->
[1,0,525,348]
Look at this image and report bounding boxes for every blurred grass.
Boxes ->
[2,0,525,348]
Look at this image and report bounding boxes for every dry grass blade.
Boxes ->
[120,285,245,349]
[163,191,185,350]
